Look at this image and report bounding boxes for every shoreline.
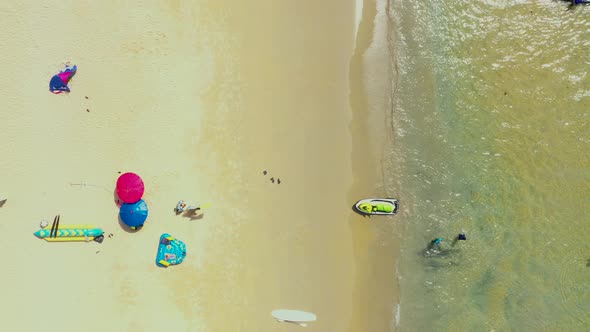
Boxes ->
[348,0,401,330]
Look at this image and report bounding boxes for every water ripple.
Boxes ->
[392,0,590,330]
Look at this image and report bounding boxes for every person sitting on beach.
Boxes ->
[177,201,203,214]
[176,200,187,214]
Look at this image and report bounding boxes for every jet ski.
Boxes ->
[354,198,399,215]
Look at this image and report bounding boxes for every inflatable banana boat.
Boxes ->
[34,219,104,243]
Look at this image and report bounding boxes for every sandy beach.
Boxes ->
[349,0,401,330]
[0,1,398,331]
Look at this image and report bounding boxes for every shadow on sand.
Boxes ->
[179,209,205,221]
[117,215,143,233]
[113,189,123,208]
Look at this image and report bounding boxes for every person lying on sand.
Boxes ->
[176,200,202,214]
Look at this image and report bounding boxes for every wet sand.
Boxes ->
[0,1,397,331]
[348,0,402,331]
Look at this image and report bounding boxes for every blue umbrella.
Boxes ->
[119,199,148,227]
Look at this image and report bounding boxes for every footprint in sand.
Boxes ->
[263,171,281,184]
[84,96,91,112]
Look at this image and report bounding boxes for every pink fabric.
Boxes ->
[57,71,73,83]
[116,172,145,203]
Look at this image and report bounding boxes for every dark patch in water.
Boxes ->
[421,246,462,270]
[470,268,496,312]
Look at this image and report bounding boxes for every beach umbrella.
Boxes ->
[49,65,77,94]
[119,199,149,227]
[116,172,145,203]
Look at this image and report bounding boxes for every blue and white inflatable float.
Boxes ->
[156,233,186,267]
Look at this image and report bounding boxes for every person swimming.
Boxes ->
[425,237,444,254]
[432,237,443,246]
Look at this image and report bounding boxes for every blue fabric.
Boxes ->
[49,75,69,93]
[155,233,187,267]
[49,65,77,93]
[119,199,149,227]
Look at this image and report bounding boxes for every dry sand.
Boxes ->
[0,1,397,331]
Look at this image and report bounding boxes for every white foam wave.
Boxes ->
[354,0,363,40]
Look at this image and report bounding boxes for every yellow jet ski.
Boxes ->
[354,198,399,215]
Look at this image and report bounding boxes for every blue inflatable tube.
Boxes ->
[156,233,186,267]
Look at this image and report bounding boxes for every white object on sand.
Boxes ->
[40,220,48,228]
[272,309,317,327]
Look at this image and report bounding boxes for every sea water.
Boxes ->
[385,1,590,330]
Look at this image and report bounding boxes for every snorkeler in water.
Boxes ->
[425,237,444,254]
[451,232,467,247]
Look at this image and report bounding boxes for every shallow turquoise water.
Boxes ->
[387,1,590,330]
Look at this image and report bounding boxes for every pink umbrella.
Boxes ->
[116,172,145,203]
